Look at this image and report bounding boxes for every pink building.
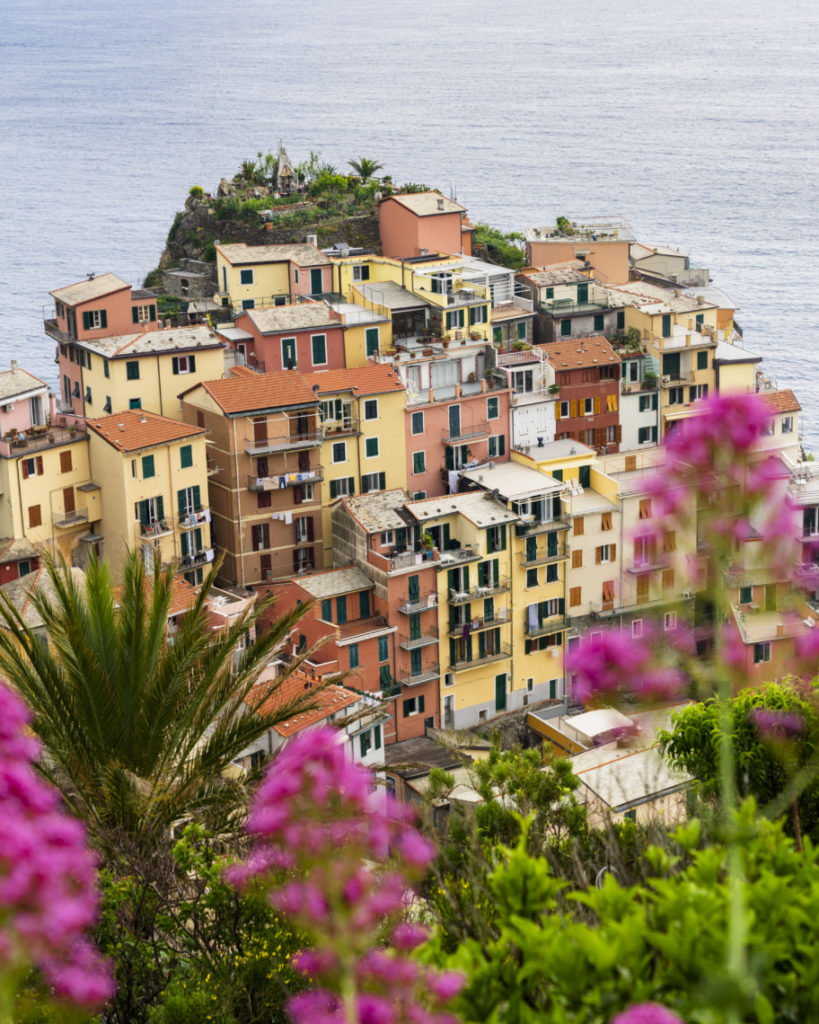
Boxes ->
[45,273,160,416]
[220,303,346,373]
[379,193,471,259]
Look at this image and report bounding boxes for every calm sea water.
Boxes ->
[2,0,818,446]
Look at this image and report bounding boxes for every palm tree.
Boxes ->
[0,552,319,860]
[348,157,384,181]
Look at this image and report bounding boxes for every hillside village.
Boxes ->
[4,149,817,816]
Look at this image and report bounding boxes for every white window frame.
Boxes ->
[177,355,194,374]
[311,333,328,366]
[135,304,153,324]
[411,411,424,434]
[363,398,379,421]
[365,436,379,459]
[584,397,594,415]
[782,416,794,434]
[560,401,570,418]
[631,619,643,638]
[380,531,394,547]
[664,611,677,631]
[754,641,771,664]
[599,544,610,563]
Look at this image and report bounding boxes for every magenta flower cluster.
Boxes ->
[228,728,463,1024]
[612,1003,684,1024]
[567,623,688,704]
[750,708,806,740]
[0,682,113,1007]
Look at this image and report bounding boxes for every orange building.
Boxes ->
[524,219,635,285]
[379,192,470,259]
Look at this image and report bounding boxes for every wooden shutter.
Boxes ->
[100,310,107,328]
[573,516,584,536]
[172,357,179,374]
[594,396,601,415]
[59,450,72,473]
[595,546,601,565]
[132,307,139,323]
[82,311,90,330]
[21,460,29,480]
[569,586,581,607]
[570,400,577,418]
[36,456,43,475]
[610,543,617,561]
[150,305,156,321]
[572,549,582,568]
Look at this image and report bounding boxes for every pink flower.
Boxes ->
[612,1003,684,1024]
[751,708,806,739]
[426,971,466,1001]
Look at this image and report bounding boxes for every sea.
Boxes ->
[2,0,818,447]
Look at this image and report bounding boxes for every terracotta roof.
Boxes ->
[87,410,204,453]
[302,364,405,396]
[761,389,801,414]
[216,243,330,267]
[247,670,359,738]
[50,273,130,306]
[0,566,85,630]
[542,335,620,369]
[198,371,317,414]
[386,192,465,217]
[112,576,199,617]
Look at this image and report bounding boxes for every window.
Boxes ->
[336,596,347,624]
[126,361,140,380]
[596,544,611,564]
[690,384,708,401]
[403,695,425,717]
[22,456,43,478]
[569,586,582,607]
[28,504,42,528]
[349,644,359,669]
[487,396,499,419]
[639,498,651,520]
[103,359,110,379]
[132,304,156,324]
[573,516,584,536]
[469,305,488,325]
[753,642,771,664]
[361,471,386,493]
[559,401,570,419]
[365,327,379,357]
[239,269,254,285]
[488,434,505,457]
[412,491,426,500]
[526,568,538,588]
[329,477,354,498]
[546,563,558,583]
[332,441,347,463]
[180,445,193,469]
[632,619,643,638]
[782,416,794,434]
[82,309,107,330]
[664,612,677,631]
[411,411,424,434]
[594,314,604,331]
[661,314,672,338]
[512,370,534,394]
[281,338,297,369]
[445,309,465,330]
[365,437,379,458]
[669,386,684,406]
[739,585,753,604]
[638,425,658,444]
[172,355,196,375]
[59,450,72,473]
[662,568,675,590]
[321,599,332,621]
[311,334,327,365]
[257,490,272,510]
[639,394,654,412]
[378,636,389,662]
[572,549,582,568]
[560,319,571,337]
[142,455,155,479]
[412,451,426,475]
[663,530,677,553]
[584,397,593,415]
[695,313,704,327]
[601,512,612,531]
[602,580,615,603]
[353,264,370,282]
[363,399,378,421]
[129,398,142,410]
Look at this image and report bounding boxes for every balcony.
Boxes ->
[54,508,89,529]
[526,616,566,638]
[539,300,610,316]
[395,664,440,687]
[178,549,214,570]
[449,578,511,604]
[178,507,211,528]
[0,425,87,458]
[398,592,437,615]
[515,515,569,537]
[450,642,512,672]
[321,419,361,438]
[247,469,322,491]
[589,600,617,617]
[442,421,490,445]
[139,520,173,540]
[44,318,73,344]
[398,633,438,651]
[660,371,696,387]
[520,543,568,567]
[437,545,481,567]
[448,610,510,636]
[245,429,323,455]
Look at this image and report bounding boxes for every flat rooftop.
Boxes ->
[406,490,518,529]
[461,460,562,501]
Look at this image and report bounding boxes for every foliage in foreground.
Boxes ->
[425,806,819,1024]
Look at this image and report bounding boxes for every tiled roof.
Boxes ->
[0,566,85,630]
[0,537,39,564]
[247,670,360,738]
[50,273,130,306]
[521,268,589,287]
[543,335,619,369]
[386,192,465,217]
[198,371,317,414]
[87,410,204,453]
[762,389,801,414]
[302,364,405,396]
[112,576,199,617]
[216,243,329,267]
[0,365,48,402]
[81,324,223,358]
[296,566,373,600]
[406,491,518,528]
[244,303,338,333]
[341,490,411,533]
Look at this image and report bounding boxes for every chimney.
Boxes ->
[10,360,17,372]
[437,197,444,211]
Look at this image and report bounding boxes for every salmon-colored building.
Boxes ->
[45,273,161,415]
[330,490,441,743]
[379,192,470,259]
[0,538,40,585]
[547,336,622,452]
[220,303,345,373]
[524,219,635,285]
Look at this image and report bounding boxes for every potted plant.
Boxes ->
[548,383,560,395]
[469,330,482,340]
[441,334,451,348]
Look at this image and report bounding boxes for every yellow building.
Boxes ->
[304,365,408,563]
[86,410,212,583]
[215,243,333,311]
[405,491,517,728]
[68,324,226,420]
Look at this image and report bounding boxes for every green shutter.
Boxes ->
[487,531,495,554]
[132,307,139,324]
[558,598,565,615]
[172,357,179,375]
[100,309,107,328]
[82,311,90,330]
[156,495,164,521]
[500,524,507,550]
[193,485,200,509]
[321,599,332,620]
[150,304,156,321]
[469,306,476,325]
[178,490,187,521]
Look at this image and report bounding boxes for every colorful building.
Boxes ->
[548,336,622,452]
[86,410,212,583]
[218,303,346,374]
[524,218,635,284]
[378,192,470,259]
[214,243,333,312]
[517,267,624,345]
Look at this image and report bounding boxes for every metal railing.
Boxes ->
[0,425,87,457]
[245,429,323,454]
[398,632,438,650]
[398,592,437,615]
[247,469,321,491]
[54,508,89,529]
[525,616,566,637]
[448,610,510,636]
[395,663,440,686]
[449,578,511,604]
[450,643,512,671]
[436,545,481,567]
[441,421,490,444]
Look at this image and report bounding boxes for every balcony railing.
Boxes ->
[589,600,617,617]
[139,520,173,540]
[178,548,214,570]
[450,642,512,671]
[520,543,568,567]
[398,592,437,615]
[395,663,440,686]
[321,419,361,438]
[449,578,511,604]
[448,610,510,636]
[178,507,211,528]
[54,508,89,529]
[525,616,566,638]
[398,633,438,650]
[247,469,322,491]
[515,515,569,537]
[436,545,481,567]
[441,421,490,444]
[661,371,696,386]
[245,429,323,455]
[0,425,87,458]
